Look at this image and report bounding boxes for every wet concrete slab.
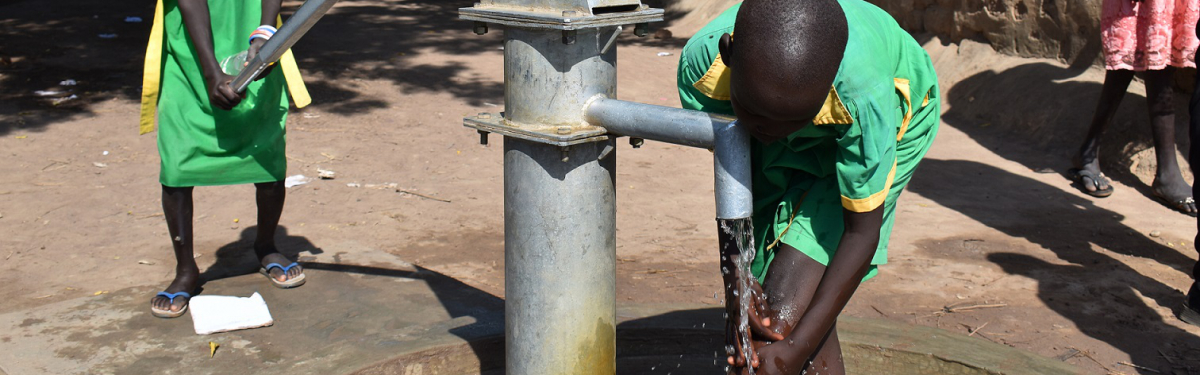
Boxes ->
[0,263,1080,375]
[0,264,504,375]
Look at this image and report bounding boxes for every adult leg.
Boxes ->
[758,246,846,375]
[1074,69,1135,196]
[1144,68,1197,215]
[254,180,302,282]
[1184,23,1200,325]
[150,185,200,314]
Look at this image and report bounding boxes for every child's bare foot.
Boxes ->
[150,264,199,318]
[1152,173,1196,216]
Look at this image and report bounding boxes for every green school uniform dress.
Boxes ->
[678,0,940,282]
[141,0,305,187]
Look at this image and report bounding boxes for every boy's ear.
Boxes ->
[718,33,733,67]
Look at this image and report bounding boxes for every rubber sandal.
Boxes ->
[1069,168,1113,198]
[150,291,191,319]
[260,262,306,289]
[1153,194,1198,217]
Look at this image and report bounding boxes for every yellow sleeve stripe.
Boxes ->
[138,0,166,135]
[276,16,311,109]
[893,77,913,141]
[279,49,310,108]
[840,159,897,212]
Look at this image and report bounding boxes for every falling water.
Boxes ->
[718,217,756,375]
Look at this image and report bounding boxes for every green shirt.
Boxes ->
[678,0,940,278]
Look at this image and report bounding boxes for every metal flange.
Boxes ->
[464,113,609,147]
[459,6,662,31]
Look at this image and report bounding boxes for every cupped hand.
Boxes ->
[751,336,815,375]
[722,261,784,370]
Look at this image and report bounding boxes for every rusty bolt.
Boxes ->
[630,137,644,148]
[478,130,489,145]
[473,22,488,35]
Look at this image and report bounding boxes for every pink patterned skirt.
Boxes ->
[1101,0,1200,71]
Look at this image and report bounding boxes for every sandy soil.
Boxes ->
[1,0,1199,374]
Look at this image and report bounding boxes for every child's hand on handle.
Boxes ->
[207,73,244,110]
[245,38,276,81]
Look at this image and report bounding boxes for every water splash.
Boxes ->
[718,217,756,375]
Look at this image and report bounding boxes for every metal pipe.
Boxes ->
[504,138,617,375]
[713,120,752,220]
[502,26,618,375]
[584,97,721,148]
[504,28,617,126]
[584,98,751,219]
[232,0,340,92]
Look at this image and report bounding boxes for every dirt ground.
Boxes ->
[2,0,1199,374]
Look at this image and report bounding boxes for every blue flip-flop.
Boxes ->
[150,291,191,318]
[260,262,306,289]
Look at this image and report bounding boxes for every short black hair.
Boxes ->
[724,0,848,120]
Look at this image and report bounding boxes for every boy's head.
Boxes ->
[717,0,848,144]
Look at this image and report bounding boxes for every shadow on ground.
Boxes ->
[942,62,1193,203]
[908,159,1200,372]
[0,0,712,136]
[150,224,506,374]
[197,225,322,284]
[0,0,506,135]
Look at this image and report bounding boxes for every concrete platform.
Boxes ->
[0,263,1079,375]
[0,263,504,375]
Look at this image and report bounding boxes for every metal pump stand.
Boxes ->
[460,1,751,373]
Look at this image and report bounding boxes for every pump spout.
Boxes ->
[584,97,752,220]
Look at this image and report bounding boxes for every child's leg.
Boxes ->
[1144,68,1197,215]
[151,185,200,312]
[760,245,846,374]
[1074,69,1135,195]
[253,180,302,281]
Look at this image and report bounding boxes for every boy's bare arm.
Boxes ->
[177,0,243,109]
[755,206,882,373]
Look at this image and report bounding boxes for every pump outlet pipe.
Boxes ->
[584,97,752,220]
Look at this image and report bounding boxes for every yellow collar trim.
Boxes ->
[691,55,852,125]
[692,53,732,101]
[811,86,853,125]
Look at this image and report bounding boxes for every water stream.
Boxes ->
[718,217,757,375]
